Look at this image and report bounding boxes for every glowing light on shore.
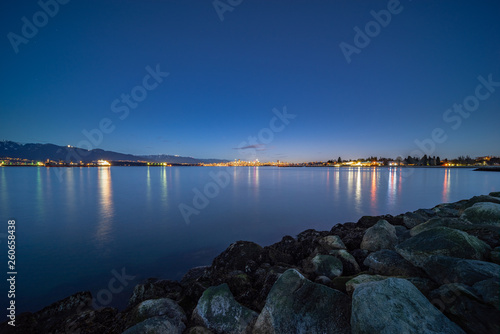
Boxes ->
[97,160,111,166]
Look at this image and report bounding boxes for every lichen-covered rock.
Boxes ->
[192,284,258,334]
[351,278,464,334]
[318,235,346,250]
[254,269,351,334]
[461,202,500,225]
[363,249,424,277]
[345,274,388,294]
[360,220,398,251]
[310,254,343,279]
[329,249,360,276]
[429,283,500,334]
[422,255,500,286]
[395,227,491,267]
[122,315,185,334]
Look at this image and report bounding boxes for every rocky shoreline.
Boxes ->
[3,192,500,333]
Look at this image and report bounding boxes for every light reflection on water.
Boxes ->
[0,166,499,314]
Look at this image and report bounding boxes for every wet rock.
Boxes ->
[351,278,465,334]
[329,249,360,276]
[254,269,351,334]
[461,202,500,225]
[429,283,499,334]
[192,284,258,334]
[423,255,500,285]
[128,279,183,307]
[310,254,343,279]
[363,249,424,277]
[395,227,491,267]
[360,220,398,251]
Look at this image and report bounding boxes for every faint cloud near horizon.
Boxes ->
[233,144,266,151]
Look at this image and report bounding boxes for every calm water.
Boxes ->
[0,166,499,313]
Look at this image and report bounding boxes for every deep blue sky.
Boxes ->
[1,0,499,162]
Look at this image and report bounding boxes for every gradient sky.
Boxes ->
[1,0,499,162]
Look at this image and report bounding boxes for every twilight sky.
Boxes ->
[1,0,499,162]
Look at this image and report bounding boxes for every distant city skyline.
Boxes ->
[1,1,499,163]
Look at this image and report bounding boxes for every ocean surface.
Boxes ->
[0,166,499,313]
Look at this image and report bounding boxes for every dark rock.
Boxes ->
[490,191,500,198]
[473,278,500,311]
[345,274,388,294]
[122,315,184,334]
[351,278,465,334]
[329,249,361,276]
[128,279,183,307]
[318,235,346,250]
[351,249,369,271]
[458,195,500,210]
[399,211,428,229]
[394,225,411,243]
[432,202,461,218]
[423,255,500,285]
[410,217,472,236]
[181,266,210,285]
[363,249,425,277]
[210,241,265,274]
[254,269,351,334]
[122,298,186,332]
[461,202,500,225]
[395,227,491,267]
[310,254,343,279]
[192,283,258,334]
[491,246,500,264]
[360,220,398,251]
[330,222,366,250]
[186,326,214,334]
[429,283,499,334]
[356,214,403,228]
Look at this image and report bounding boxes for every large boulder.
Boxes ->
[399,211,429,229]
[395,227,491,267]
[360,220,398,252]
[429,283,500,334]
[422,255,500,286]
[461,202,500,225]
[363,249,424,277]
[329,249,360,276]
[310,254,343,279]
[210,241,265,275]
[192,284,258,334]
[123,298,186,332]
[351,278,464,334]
[254,269,351,334]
